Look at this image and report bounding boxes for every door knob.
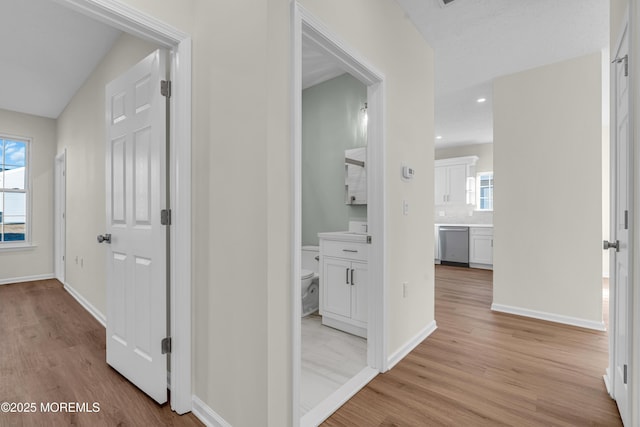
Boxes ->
[603,240,619,252]
[97,233,112,244]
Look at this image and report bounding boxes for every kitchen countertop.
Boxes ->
[435,223,493,228]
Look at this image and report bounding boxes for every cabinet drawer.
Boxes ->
[470,227,493,236]
[321,240,368,261]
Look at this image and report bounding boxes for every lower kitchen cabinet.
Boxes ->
[469,227,493,269]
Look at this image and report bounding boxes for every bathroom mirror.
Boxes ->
[345,147,366,205]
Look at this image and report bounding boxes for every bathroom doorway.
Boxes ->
[292,5,386,426]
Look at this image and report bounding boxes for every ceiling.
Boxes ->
[3,0,609,137]
[0,0,121,119]
[396,0,609,148]
[302,38,347,90]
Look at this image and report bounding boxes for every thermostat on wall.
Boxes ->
[402,166,415,179]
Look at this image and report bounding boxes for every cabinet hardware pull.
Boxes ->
[343,249,358,253]
[346,268,350,284]
[350,268,354,285]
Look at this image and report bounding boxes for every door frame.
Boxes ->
[56,0,192,414]
[292,3,387,425]
[54,150,66,283]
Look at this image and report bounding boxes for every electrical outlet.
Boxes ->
[403,200,409,216]
[402,282,408,298]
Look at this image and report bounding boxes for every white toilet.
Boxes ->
[301,245,320,317]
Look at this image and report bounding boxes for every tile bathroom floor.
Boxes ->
[300,313,367,415]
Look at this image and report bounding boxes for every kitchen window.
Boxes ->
[0,136,29,245]
[476,172,493,211]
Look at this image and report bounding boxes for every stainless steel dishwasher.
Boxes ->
[439,226,469,267]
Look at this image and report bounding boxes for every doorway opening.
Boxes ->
[55,0,192,414]
[54,150,66,283]
[293,5,386,426]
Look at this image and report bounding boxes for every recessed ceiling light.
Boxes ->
[477,98,487,103]
[436,135,443,140]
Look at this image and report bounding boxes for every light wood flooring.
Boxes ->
[324,265,622,426]
[1,270,621,426]
[0,279,202,426]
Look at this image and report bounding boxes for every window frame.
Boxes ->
[0,134,32,248]
[475,171,494,211]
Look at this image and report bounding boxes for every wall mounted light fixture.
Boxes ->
[360,102,368,140]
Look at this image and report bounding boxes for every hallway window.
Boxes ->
[0,137,28,243]
[476,172,493,211]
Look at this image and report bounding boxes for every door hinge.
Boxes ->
[367,235,372,244]
[612,55,629,77]
[625,210,629,230]
[161,337,172,354]
[161,209,171,226]
[624,364,628,384]
[161,80,172,98]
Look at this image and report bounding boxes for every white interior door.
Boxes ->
[609,20,631,426]
[54,151,66,283]
[103,49,168,404]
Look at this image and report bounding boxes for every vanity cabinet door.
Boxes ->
[350,261,368,324]
[322,257,352,318]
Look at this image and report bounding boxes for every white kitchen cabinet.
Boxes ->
[319,235,368,338]
[435,156,478,206]
[434,225,440,263]
[435,163,467,205]
[469,227,493,269]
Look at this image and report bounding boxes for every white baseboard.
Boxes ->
[192,395,232,427]
[603,369,612,396]
[491,303,606,331]
[386,320,438,371]
[301,366,378,427]
[469,263,493,270]
[63,282,106,327]
[0,273,55,286]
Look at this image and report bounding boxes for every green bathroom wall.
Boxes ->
[302,73,367,246]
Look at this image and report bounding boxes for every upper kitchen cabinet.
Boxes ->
[434,156,478,206]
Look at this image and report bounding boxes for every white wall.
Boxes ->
[0,109,56,283]
[493,52,603,327]
[56,33,158,314]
